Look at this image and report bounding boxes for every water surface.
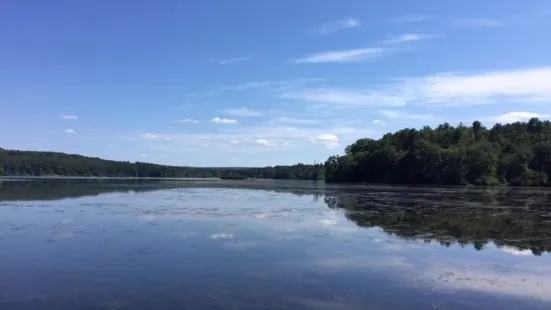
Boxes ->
[1,179,551,309]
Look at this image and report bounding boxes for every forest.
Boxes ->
[324,118,551,186]
[0,148,323,180]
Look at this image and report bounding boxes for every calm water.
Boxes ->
[1,179,551,310]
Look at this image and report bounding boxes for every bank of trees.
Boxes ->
[0,148,323,180]
[324,118,551,186]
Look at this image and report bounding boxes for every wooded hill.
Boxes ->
[0,148,323,180]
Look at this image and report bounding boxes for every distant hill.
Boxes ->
[0,148,324,180]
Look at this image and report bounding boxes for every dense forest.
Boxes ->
[0,148,323,180]
[325,118,551,186]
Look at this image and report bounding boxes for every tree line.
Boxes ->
[0,148,323,180]
[3,118,551,186]
[324,118,551,186]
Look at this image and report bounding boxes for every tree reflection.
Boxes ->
[323,186,551,256]
[2,179,550,256]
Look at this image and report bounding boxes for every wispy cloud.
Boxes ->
[211,117,239,124]
[381,33,435,44]
[140,133,158,139]
[281,88,407,107]
[188,78,326,97]
[372,119,388,126]
[212,57,250,65]
[494,112,550,124]
[272,117,321,125]
[311,17,361,35]
[137,132,174,142]
[293,47,388,64]
[380,109,433,120]
[453,18,504,28]
[283,67,551,108]
[65,129,76,134]
[174,118,200,124]
[224,108,263,117]
[60,114,78,120]
[390,14,432,23]
[401,67,551,106]
[227,78,326,91]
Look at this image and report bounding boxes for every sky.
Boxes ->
[1,0,550,167]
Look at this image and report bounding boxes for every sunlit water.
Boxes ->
[1,179,551,309]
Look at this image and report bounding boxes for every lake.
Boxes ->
[1,179,551,310]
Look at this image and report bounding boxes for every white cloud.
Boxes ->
[312,17,361,35]
[65,129,76,134]
[391,15,432,23]
[453,18,504,28]
[256,139,275,147]
[494,112,550,123]
[140,153,148,157]
[60,114,78,120]
[315,133,339,148]
[272,117,321,125]
[224,108,263,117]
[213,57,250,65]
[229,139,240,144]
[382,33,434,44]
[175,118,200,124]
[281,88,407,107]
[211,117,238,124]
[372,119,388,126]
[380,109,433,120]
[293,47,387,64]
[140,133,157,139]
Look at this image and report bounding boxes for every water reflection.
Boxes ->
[2,179,550,256]
[1,179,551,309]
[324,186,551,256]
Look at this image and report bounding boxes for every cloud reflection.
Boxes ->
[210,233,234,240]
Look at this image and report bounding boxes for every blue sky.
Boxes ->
[1,0,550,166]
